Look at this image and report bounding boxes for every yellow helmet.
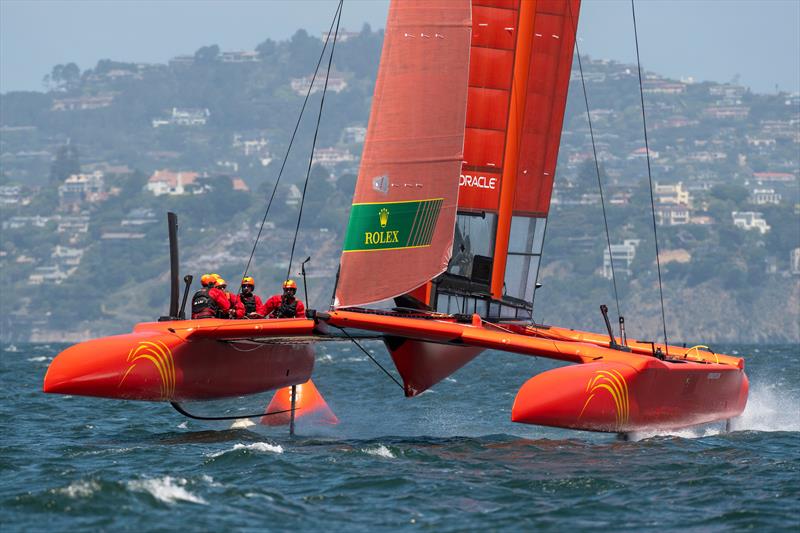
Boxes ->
[241,276,255,287]
[200,274,216,286]
[283,279,297,290]
[216,278,227,288]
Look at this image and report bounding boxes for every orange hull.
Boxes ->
[43,318,316,401]
[512,359,748,432]
[322,310,749,432]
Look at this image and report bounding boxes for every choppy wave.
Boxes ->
[208,442,284,458]
[55,480,100,499]
[127,476,207,505]
[2,343,798,530]
[361,444,395,459]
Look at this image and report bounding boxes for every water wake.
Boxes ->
[631,380,800,441]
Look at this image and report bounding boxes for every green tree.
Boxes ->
[194,45,220,64]
[49,144,81,183]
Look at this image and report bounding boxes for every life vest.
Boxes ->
[191,287,219,319]
[273,298,297,318]
[240,293,257,315]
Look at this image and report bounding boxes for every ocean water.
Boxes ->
[1,342,798,531]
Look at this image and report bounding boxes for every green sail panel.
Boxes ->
[343,199,444,252]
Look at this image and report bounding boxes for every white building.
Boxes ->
[313,147,356,168]
[51,245,84,267]
[732,211,770,234]
[792,248,800,275]
[656,204,691,226]
[749,188,781,205]
[152,108,210,127]
[342,126,367,144]
[146,170,200,196]
[58,171,106,207]
[603,239,640,279]
[28,265,72,285]
[654,181,690,206]
[290,76,347,95]
[285,184,302,207]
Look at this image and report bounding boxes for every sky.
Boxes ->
[1,0,798,95]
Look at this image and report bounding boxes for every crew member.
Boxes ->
[230,276,264,318]
[191,274,231,319]
[263,280,305,318]
[215,277,244,318]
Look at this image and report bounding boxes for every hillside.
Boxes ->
[1,26,798,343]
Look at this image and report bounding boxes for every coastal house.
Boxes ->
[732,211,770,234]
[220,51,260,63]
[654,182,690,206]
[655,204,691,226]
[28,265,72,285]
[58,171,106,208]
[146,170,201,196]
[51,94,114,111]
[152,108,210,128]
[290,75,347,95]
[285,184,302,207]
[627,147,659,160]
[0,185,24,205]
[342,126,367,144]
[57,215,90,234]
[313,147,356,168]
[121,208,158,226]
[51,245,84,267]
[602,239,640,279]
[749,188,781,205]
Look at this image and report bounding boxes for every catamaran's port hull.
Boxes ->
[43,318,316,401]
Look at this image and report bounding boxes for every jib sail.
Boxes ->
[334,0,473,308]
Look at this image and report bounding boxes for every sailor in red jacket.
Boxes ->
[214,277,245,318]
[229,276,264,318]
[191,274,232,319]
[263,280,305,318]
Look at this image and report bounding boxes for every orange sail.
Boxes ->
[334,0,473,308]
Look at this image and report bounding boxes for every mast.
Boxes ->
[490,0,536,299]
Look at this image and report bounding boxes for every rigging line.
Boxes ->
[574,37,623,331]
[238,0,343,294]
[631,0,669,356]
[333,325,405,391]
[286,0,343,282]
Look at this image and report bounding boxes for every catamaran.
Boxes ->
[43,0,748,435]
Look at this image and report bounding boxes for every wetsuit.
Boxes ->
[263,295,305,318]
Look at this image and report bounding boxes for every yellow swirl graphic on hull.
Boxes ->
[119,340,176,399]
[579,369,630,430]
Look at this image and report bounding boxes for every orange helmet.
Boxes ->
[283,279,297,290]
[200,274,216,286]
[241,276,255,287]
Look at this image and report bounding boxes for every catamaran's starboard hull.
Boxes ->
[43,318,316,401]
[511,360,748,433]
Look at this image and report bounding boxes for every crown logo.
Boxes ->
[379,208,389,228]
